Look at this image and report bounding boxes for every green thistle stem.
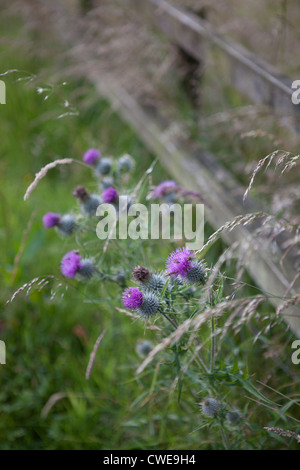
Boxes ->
[161,312,178,329]
[210,315,215,372]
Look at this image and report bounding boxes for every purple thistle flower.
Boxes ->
[166,247,194,278]
[152,180,178,199]
[61,250,82,278]
[83,148,101,165]
[43,212,61,229]
[102,186,119,203]
[122,287,144,309]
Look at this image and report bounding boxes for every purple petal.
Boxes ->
[83,148,101,165]
[152,180,178,199]
[122,287,144,309]
[43,212,61,229]
[166,247,194,278]
[61,250,82,278]
[102,186,118,203]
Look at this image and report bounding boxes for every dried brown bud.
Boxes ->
[73,185,89,201]
[132,265,151,283]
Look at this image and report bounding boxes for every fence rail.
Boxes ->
[134,0,300,124]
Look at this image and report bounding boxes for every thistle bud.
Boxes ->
[73,186,102,217]
[102,186,118,204]
[57,214,77,236]
[132,267,167,295]
[77,258,95,280]
[114,269,127,286]
[226,411,240,424]
[185,260,206,285]
[99,176,114,191]
[117,154,135,173]
[136,340,153,357]
[122,287,160,319]
[95,157,112,176]
[83,148,101,165]
[201,398,219,417]
[137,292,160,318]
[144,272,167,294]
[60,251,94,280]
